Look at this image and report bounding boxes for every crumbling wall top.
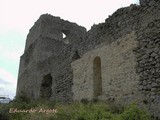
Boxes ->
[140,0,160,6]
[25,14,86,51]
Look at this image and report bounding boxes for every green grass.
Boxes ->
[0,97,151,120]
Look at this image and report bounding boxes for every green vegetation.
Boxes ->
[0,96,151,120]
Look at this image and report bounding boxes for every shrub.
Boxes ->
[0,104,11,120]
[119,103,151,120]
[0,100,152,120]
[13,91,30,104]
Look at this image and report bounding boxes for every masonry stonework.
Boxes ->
[17,0,160,118]
[72,32,140,103]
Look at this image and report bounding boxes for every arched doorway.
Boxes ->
[40,74,52,99]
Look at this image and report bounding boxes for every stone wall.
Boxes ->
[140,0,160,6]
[72,32,141,104]
[135,19,160,117]
[71,0,160,117]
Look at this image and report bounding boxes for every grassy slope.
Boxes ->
[0,97,151,120]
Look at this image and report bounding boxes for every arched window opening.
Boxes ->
[40,74,52,99]
[62,33,67,39]
[61,30,70,44]
[93,56,102,97]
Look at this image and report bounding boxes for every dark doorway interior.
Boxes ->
[40,74,52,99]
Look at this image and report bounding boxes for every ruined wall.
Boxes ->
[135,20,160,117]
[72,32,141,103]
[72,0,160,117]
[16,0,160,118]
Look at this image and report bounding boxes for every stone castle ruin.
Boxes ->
[17,0,160,117]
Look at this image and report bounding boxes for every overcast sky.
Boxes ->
[0,0,139,99]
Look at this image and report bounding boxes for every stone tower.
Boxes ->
[16,14,86,102]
